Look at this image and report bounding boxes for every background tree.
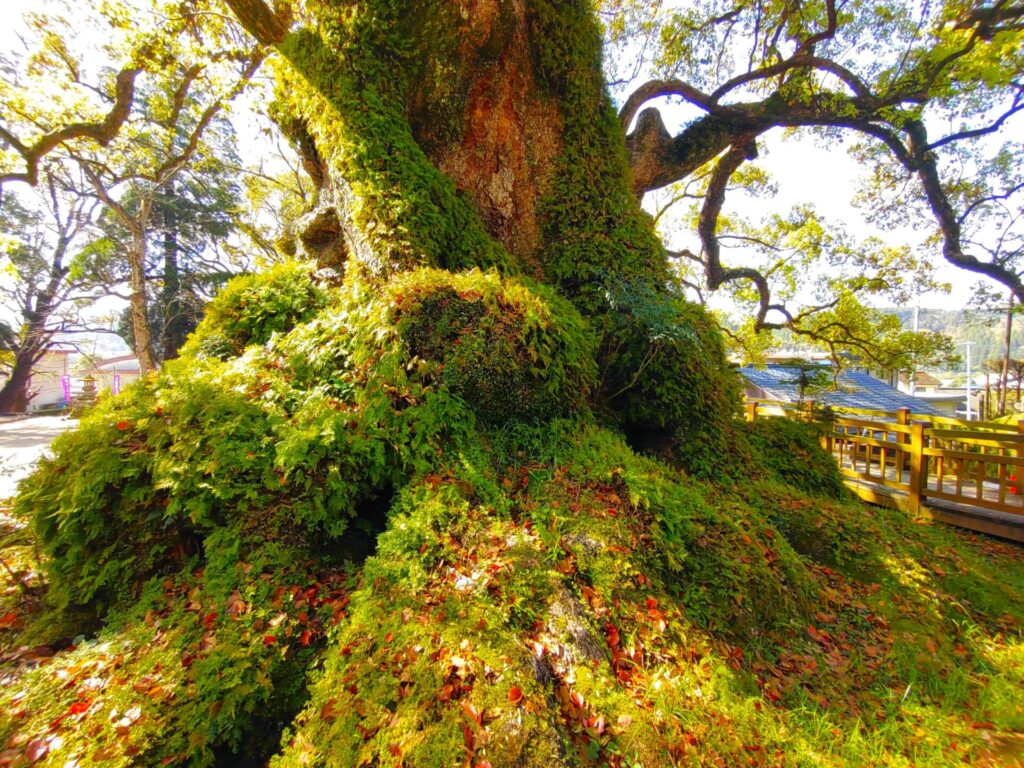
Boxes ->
[0,0,264,373]
[94,116,249,363]
[0,165,109,412]
[605,0,1024,324]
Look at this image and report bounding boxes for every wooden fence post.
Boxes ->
[908,422,925,515]
[1015,419,1024,496]
[897,408,911,470]
[746,401,758,423]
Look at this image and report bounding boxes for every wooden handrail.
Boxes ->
[744,398,1024,518]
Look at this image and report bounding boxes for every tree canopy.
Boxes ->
[603,0,1023,345]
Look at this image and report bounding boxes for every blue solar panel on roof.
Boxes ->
[737,365,945,416]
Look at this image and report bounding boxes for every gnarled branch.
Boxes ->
[0,68,140,188]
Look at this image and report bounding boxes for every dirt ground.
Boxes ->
[0,416,76,501]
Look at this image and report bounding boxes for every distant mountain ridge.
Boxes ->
[885,307,1024,367]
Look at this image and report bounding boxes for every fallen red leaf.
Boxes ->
[68,699,92,715]
[508,686,524,704]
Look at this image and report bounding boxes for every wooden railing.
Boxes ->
[745,399,1024,519]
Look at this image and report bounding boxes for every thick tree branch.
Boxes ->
[618,79,716,132]
[698,137,781,329]
[0,68,140,188]
[221,0,292,46]
[708,55,872,105]
[956,3,1024,38]
[903,118,1024,302]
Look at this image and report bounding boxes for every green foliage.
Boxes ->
[18,265,598,621]
[744,417,848,500]
[0,546,346,767]
[601,289,747,480]
[180,261,330,360]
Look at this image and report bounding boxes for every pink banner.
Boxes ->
[112,373,121,396]
[61,375,71,401]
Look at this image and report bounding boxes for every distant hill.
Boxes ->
[886,307,1024,368]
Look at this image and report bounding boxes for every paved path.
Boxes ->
[0,416,76,501]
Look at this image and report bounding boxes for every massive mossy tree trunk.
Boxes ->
[226,0,738,454]
[8,4,1024,767]
[249,0,661,284]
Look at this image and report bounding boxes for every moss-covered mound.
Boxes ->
[387,270,596,423]
[4,265,1024,768]
[16,267,596,620]
[744,416,848,500]
[181,262,332,361]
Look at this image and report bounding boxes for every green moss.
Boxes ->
[18,267,596,622]
[529,0,667,307]
[744,417,848,500]
[274,5,515,275]
[387,269,597,424]
[597,291,748,480]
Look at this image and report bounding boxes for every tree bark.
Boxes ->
[128,226,157,375]
[0,348,38,413]
[248,0,665,294]
[159,186,189,362]
[1001,296,1013,415]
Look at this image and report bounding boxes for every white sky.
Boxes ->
[0,0,1005,320]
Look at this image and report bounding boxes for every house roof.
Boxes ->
[739,365,945,416]
[898,371,942,387]
[87,354,141,373]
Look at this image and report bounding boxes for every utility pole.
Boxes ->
[965,341,974,421]
[910,305,920,396]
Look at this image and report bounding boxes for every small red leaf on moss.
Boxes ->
[508,687,523,704]
[461,700,482,725]
[263,635,277,646]
[300,630,312,646]
[68,699,92,715]
[115,420,132,431]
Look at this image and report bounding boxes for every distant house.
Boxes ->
[84,354,142,395]
[897,371,942,394]
[739,365,944,416]
[24,343,76,412]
